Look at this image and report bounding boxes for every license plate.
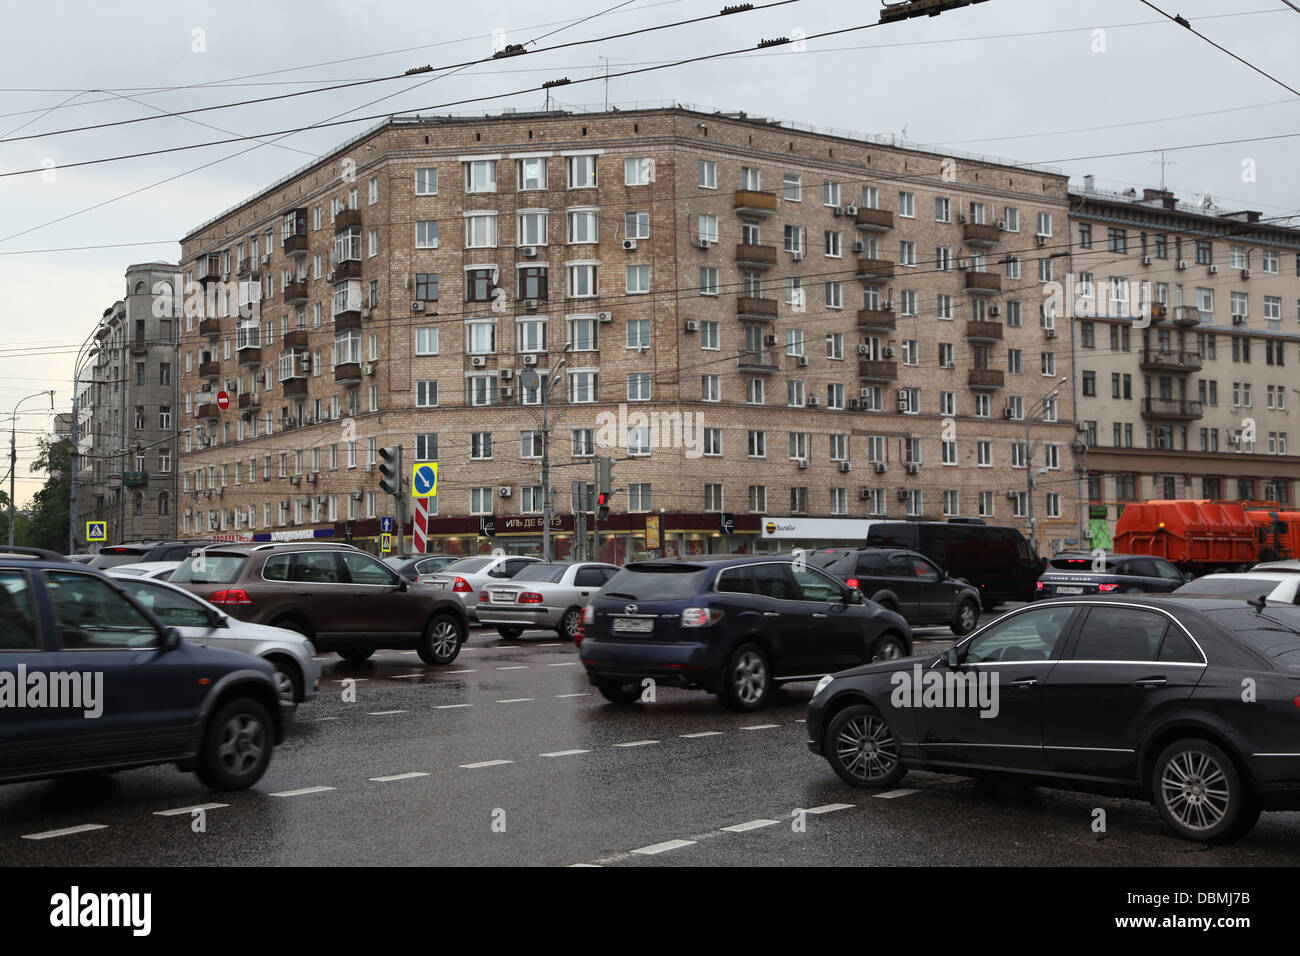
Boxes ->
[1056,586,1084,594]
[612,617,654,634]
[492,591,515,603]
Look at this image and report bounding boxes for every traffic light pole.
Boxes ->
[396,444,405,555]
[591,455,600,561]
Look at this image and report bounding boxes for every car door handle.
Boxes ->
[762,611,780,618]
[811,613,827,618]
[1008,677,1038,687]
[580,592,589,597]
[1133,677,1167,688]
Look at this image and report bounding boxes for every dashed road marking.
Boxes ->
[435,703,472,709]
[540,749,590,758]
[460,759,514,769]
[497,665,529,670]
[680,731,723,738]
[306,716,341,721]
[614,739,659,748]
[445,669,476,674]
[547,662,580,667]
[554,692,589,698]
[270,786,336,798]
[331,678,370,683]
[391,674,425,679]
[632,839,696,855]
[568,863,601,867]
[537,643,564,647]
[720,819,779,832]
[370,772,430,782]
[22,824,107,840]
[366,710,409,716]
[153,803,228,817]
[874,788,921,799]
[496,698,534,704]
[739,724,779,731]
[805,803,854,814]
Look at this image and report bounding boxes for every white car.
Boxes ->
[419,554,543,621]
[1174,572,1300,605]
[475,561,620,639]
[109,561,181,580]
[108,571,321,703]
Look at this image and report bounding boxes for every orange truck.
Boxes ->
[1112,499,1297,572]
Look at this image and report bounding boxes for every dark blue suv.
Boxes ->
[577,555,912,711]
[0,548,289,790]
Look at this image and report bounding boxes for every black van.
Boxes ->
[861,520,1040,609]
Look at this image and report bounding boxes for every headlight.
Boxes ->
[813,674,834,697]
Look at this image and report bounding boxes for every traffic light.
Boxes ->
[596,490,610,523]
[597,456,615,495]
[378,446,401,496]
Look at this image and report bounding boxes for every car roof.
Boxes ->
[182,541,363,556]
[1050,551,1149,561]
[1031,593,1263,613]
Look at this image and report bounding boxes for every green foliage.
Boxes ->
[17,437,71,552]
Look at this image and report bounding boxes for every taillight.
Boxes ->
[846,578,860,589]
[518,592,544,604]
[1099,583,1120,592]
[209,589,252,606]
[478,589,489,603]
[681,607,724,628]
[582,605,596,624]
[1036,581,1044,590]
[452,577,473,593]
[1292,696,1300,710]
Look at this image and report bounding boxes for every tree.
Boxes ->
[20,436,71,553]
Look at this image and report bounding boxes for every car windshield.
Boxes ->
[509,564,568,583]
[1205,606,1300,667]
[440,557,492,574]
[603,564,707,601]
[170,554,247,584]
[1177,577,1286,597]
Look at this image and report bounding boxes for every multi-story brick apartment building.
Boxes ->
[74,262,180,547]
[1068,179,1300,546]
[176,107,1076,560]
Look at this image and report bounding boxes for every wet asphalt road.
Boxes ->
[4,615,1300,867]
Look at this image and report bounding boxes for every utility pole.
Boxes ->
[10,390,54,547]
[592,455,600,562]
[537,345,569,561]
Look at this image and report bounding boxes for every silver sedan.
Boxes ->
[475,561,620,640]
[108,571,321,703]
[418,554,543,621]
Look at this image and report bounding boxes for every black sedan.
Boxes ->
[806,595,1300,843]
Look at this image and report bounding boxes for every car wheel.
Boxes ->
[559,606,583,641]
[871,632,908,662]
[268,659,302,703]
[495,625,525,639]
[419,614,465,665]
[951,598,980,637]
[824,704,907,788]
[196,698,273,791]
[718,643,772,711]
[337,648,374,663]
[876,597,899,615]
[594,677,641,704]
[1152,738,1259,843]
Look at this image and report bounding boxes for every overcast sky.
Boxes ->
[0,0,1295,505]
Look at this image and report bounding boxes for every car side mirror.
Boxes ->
[207,609,228,628]
[395,577,408,591]
[846,587,865,605]
[1183,571,1194,582]
[161,626,182,652]
[946,646,961,668]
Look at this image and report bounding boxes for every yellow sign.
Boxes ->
[411,462,438,498]
[381,532,393,554]
[86,521,107,542]
[645,514,661,550]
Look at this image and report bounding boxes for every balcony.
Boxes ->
[856,308,896,333]
[965,320,1004,342]
[237,347,262,367]
[734,190,777,216]
[735,243,777,269]
[331,259,362,281]
[854,208,894,232]
[238,257,259,278]
[282,329,308,350]
[334,310,362,332]
[122,471,148,489]
[195,403,220,421]
[283,280,309,304]
[198,360,221,379]
[333,362,363,385]
[737,350,780,373]
[283,233,309,256]
[199,318,222,337]
[129,337,148,355]
[858,360,898,383]
[736,297,779,321]
[334,208,363,231]
[856,258,896,282]
[1142,397,1204,420]
[238,392,259,411]
[197,257,222,285]
[964,272,1002,296]
[1140,349,1202,373]
[1173,306,1202,327]
[962,222,1002,247]
[967,369,1005,390]
[282,377,309,399]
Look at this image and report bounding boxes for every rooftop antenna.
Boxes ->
[599,56,611,110]
[1152,150,1176,190]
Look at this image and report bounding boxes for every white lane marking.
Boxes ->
[307,716,341,721]
[805,803,854,814]
[554,692,589,698]
[680,731,723,738]
[435,703,472,709]
[153,803,228,817]
[331,678,370,683]
[632,839,696,855]
[496,697,534,704]
[614,739,659,748]
[459,759,514,769]
[22,824,107,840]
[874,788,921,799]
[739,724,779,731]
[568,863,602,867]
[537,643,564,647]
[497,665,529,670]
[720,819,779,833]
[445,669,476,674]
[391,673,425,679]
[366,710,409,716]
[547,662,580,667]
[540,749,590,758]
[270,786,336,798]
[794,719,806,723]
[370,772,430,782]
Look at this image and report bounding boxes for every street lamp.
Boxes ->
[538,343,571,561]
[1024,376,1068,558]
[9,389,55,548]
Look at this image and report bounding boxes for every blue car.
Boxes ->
[0,547,290,790]
[578,554,912,711]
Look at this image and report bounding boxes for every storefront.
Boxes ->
[757,516,877,552]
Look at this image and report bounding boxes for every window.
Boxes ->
[1195,240,1213,265]
[698,213,719,243]
[1036,211,1052,237]
[702,427,722,457]
[977,441,992,467]
[567,154,597,188]
[941,440,957,465]
[899,241,916,267]
[567,316,597,351]
[568,264,598,297]
[746,378,765,405]
[415,220,438,249]
[627,427,651,456]
[624,211,650,240]
[416,433,438,460]
[790,487,809,514]
[626,265,651,294]
[826,333,844,360]
[742,166,760,190]
[628,483,652,511]
[827,383,845,410]
[627,373,651,402]
[787,380,805,407]
[898,191,915,218]
[1082,370,1095,397]
[699,267,719,295]
[700,320,719,350]
[516,157,547,191]
[782,174,802,201]
[1107,228,1126,253]
[784,225,805,254]
[413,166,438,195]
[935,197,951,222]
[1007,348,1023,374]
[465,159,496,193]
[416,381,438,407]
[698,159,717,188]
[625,319,651,350]
[466,320,496,354]
[747,430,766,459]
[468,375,497,407]
[517,316,547,352]
[937,294,953,320]
[518,266,547,301]
[701,374,720,403]
[939,391,955,416]
[625,157,653,186]
[568,370,598,403]
[516,211,548,247]
[465,213,497,248]
[823,181,841,206]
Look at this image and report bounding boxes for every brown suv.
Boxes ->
[169,542,468,664]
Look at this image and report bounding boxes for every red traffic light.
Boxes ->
[597,491,610,506]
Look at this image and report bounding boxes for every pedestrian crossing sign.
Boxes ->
[86,521,107,542]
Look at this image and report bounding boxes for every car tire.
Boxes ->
[419,614,465,665]
[875,596,899,615]
[272,616,312,640]
[594,677,642,704]
[951,598,980,637]
[1151,737,1259,844]
[196,698,273,791]
[870,632,908,662]
[718,642,772,712]
[267,658,302,703]
[495,625,525,639]
[824,704,907,789]
[558,606,583,641]
[337,648,374,663]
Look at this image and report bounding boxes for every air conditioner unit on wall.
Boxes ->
[796,459,809,469]
[684,320,699,332]
[622,239,638,251]
[597,312,613,323]
[905,463,919,475]
[860,488,873,500]
[411,301,424,311]
[472,355,487,367]
[897,489,909,501]
[523,354,538,366]
[874,462,887,474]
[498,486,512,497]
[838,461,852,473]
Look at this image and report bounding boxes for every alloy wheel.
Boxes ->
[217,714,266,778]
[835,714,899,784]
[733,651,767,704]
[1160,748,1231,832]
